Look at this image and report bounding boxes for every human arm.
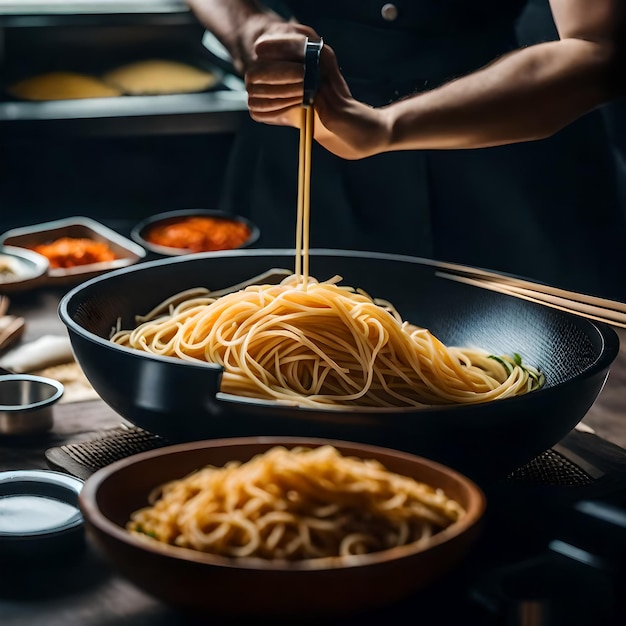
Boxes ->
[245,0,626,158]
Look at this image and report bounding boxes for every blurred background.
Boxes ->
[0,0,246,231]
[0,0,624,233]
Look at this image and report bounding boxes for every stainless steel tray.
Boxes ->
[0,10,247,136]
[0,0,190,21]
[0,216,146,286]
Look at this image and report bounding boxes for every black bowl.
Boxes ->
[59,249,619,482]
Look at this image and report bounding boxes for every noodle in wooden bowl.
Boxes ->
[79,437,486,618]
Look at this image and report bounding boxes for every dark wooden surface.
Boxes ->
[1,285,626,625]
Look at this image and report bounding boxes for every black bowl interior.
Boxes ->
[59,249,620,481]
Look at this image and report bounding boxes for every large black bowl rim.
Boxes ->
[130,209,260,255]
[58,248,621,415]
[79,435,486,572]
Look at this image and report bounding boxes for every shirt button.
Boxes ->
[381,3,399,21]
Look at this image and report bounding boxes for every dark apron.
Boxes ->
[219,1,626,301]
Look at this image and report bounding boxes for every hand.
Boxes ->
[246,31,392,159]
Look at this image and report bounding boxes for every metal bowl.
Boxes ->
[130,209,260,258]
[0,374,64,435]
[58,249,619,481]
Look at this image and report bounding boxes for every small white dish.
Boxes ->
[0,245,49,293]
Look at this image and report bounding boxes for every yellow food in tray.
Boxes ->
[7,71,122,101]
[102,59,219,95]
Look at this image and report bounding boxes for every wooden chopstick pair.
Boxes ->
[295,38,323,284]
[434,266,626,329]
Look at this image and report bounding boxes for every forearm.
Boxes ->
[239,0,626,159]
[385,38,622,150]
[185,0,282,74]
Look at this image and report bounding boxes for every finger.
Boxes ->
[249,104,302,126]
[248,94,303,112]
[247,82,303,99]
[246,61,304,86]
[254,33,308,62]
[318,42,354,100]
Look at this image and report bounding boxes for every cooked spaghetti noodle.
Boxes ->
[111,99,544,408]
[127,445,465,559]
[110,273,544,408]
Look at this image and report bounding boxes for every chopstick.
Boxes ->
[0,315,26,352]
[435,270,626,329]
[295,104,314,283]
[295,37,323,287]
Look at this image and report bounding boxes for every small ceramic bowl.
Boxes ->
[131,209,260,257]
[0,374,64,435]
[0,245,49,293]
[0,469,84,561]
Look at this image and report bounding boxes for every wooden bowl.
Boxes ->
[79,437,486,618]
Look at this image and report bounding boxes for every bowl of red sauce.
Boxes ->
[131,209,259,257]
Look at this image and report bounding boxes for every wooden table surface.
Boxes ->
[2,285,626,626]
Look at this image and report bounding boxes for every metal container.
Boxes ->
[0,374,64,435]
[0,0,247,137]
[131,208,260,258]
[0,216,146,286]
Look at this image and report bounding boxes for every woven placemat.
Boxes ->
[46,425,170,481]
[506,447,595,487]
[44,424,626,491]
